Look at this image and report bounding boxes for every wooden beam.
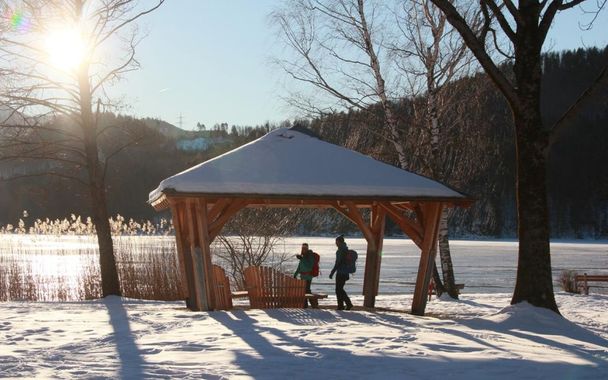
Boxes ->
[379,202,423,246]
[168,200,192,306]
[343,201,374,242]
[411,202,444,316]
[362,204,386,308]
[208,199,248,241]
[185,199,208,311]
[371,205,386,298]
[243,198,347,208]
[414,204,425,230]
[162,190,471,205]
[392,202,416,212]
[331,201,358,225]
[382,203,423,237]
[194,198,216,311]
[207,197,231,222]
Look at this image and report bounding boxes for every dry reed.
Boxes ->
[0,233,184,302]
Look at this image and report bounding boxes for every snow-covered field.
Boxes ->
[1,293,607,379]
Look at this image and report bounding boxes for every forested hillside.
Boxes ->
[305,47,608,238]
[1,47,606,238]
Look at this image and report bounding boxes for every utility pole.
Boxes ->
[177,113,184,129]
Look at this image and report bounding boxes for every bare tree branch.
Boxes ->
[548,61,608,149]
[430,0,519,110]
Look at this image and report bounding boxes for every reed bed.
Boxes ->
[0,235,185,302]
[0,215,185,302]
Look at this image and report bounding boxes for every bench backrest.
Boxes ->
[212,265,233,310]
[244,266,306,309]
[575,275,608,281]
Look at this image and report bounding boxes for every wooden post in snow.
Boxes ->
[183,199,208,311]
[194,198,216,311]
[362,204,386,308]
[411,202,444,315]
[169,200,194,309]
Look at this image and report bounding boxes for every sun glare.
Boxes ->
[45,27,87,71]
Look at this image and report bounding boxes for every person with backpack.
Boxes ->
[294,243,320,308]
[329,235,354,310]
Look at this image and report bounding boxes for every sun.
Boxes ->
[45,26,87,71]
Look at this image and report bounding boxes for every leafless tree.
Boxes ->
[387,0,483,298]
[273,0,483,297]
[430,0,608,313]
[0,0,164,297]
[213,208,302,290]
[272,0,409,166]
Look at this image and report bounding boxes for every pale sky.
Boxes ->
[110,0,608,130]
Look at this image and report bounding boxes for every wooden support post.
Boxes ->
[362,204,385,308]
[185,200,208,311]
[194,198,216,310]
[169,200,194,308]
[411,202,444,316]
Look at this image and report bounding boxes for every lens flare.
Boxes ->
[7,9,31,32]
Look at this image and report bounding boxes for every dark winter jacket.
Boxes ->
[294,249,315,281]
[330,242,350,277]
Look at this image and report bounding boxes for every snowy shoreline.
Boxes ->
[2,292,606,379]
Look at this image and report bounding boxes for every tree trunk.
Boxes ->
[428,82,458,299]
[438,208,458,298]
[510,110,557,312]
[510,14,558,312]
[432,262,445,296]
[89,181,121,296]
[78,66,121,297]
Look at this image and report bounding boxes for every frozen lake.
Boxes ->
[281,237,608,295]
[1,234,606,297]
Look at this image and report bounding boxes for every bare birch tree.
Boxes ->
[429,0,608,312]
[0,0,164,297]
[272,0,408,166]
[273,0,480,297]
[388,0,482,298]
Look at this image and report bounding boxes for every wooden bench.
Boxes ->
[304,292,328,308]
[212,265,233,310]
[231,290,327,303]
[231,290,249,299]
[575,273,608,295]
[244,266,324,309]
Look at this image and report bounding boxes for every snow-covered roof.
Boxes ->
[149,127,467,204]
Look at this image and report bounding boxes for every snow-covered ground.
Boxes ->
[2,237,607,378]
[1,292,607,379]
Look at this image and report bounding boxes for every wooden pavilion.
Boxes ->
[149,127,470,315]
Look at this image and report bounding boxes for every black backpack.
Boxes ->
[344,249,358,274]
